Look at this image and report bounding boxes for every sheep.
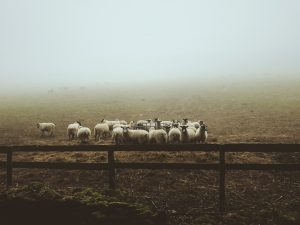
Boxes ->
[112,123,124,129]
[164,125,171,134]
[195,124,208,143]
[168,124,181,144]
[129,120,135,129]
[187,126,197,133]
[67,121,81,140]
[77,127,91,143]
[119,120,128,125]
[161,120,173,127]
[161,121,173,132]
[180,125,196,143]
[198,120,208,130]
[181,118,191,125]
[136,119,148,125]
[136,119,154,131]
[190,122,200,129]
[148,127,168,144]
[122,126,149,144]
[37,122,55,136]
[101,119,120,131]
[154,120,163,129]
[112,127,125,145]
[94,123,110,141]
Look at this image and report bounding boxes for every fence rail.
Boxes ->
[0,144,299,212]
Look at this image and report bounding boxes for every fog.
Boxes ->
[0,0,300,95]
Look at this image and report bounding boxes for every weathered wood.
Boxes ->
[6,151,12,188]
[0,144,299,152]
[3,162,298,171]
[108,150,115,189]
[219,148,225,213]
[114,163,219,170]
[0,146,15,153]
[226,163,300,171]
[12,162,108,170]
[223,144,300,152]
[0,143,299,213]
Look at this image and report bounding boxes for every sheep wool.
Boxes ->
[123,126,149,144]
[94,123,110,141]
[168,127,181,144]
[37,122,55,136]
[180,125,196,143]
[149,127,168,144]
[195,125,208,143]
[77,127,91,143]
[67,121,81,140]
[112,127,125,145]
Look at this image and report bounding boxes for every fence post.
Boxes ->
[6,150,13,188]
[219,145,225,213]
[108,149,115,189]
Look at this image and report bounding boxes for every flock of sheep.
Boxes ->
[36,118,208,144]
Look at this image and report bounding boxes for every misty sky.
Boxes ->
[0,0,300,91]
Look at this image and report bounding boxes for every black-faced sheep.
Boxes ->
[180,125,196,143]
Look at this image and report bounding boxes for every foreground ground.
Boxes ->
[0,78,299,224]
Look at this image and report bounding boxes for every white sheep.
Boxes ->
[148,127,168,144]
[181,118,191,126]
[190,122,200,129]
[101,119,120,131]
[67,121,81,140]
[161,120,173,127]
[122,126,149,144]
[112,127,125,145]
[129,120,135,129]
[37,122,55,136]
[180,125,196,143]
[113,123,125,129]
[136,119,149,125]
[94,123,110,141]
[77,127,91,143]
[119,120,128,125]
[161,121,173,133]
[136,119,153,131]
[195,124,208,143]
[187,126,197,133]
[168,125,181,144]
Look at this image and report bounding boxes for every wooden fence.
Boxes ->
[0,144,299,212]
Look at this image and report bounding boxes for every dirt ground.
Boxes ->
[0,78,299,224]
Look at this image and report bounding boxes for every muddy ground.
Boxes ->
[0,78,299,224]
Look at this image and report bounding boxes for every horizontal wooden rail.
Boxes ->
[0,143,299,213]
[226,163,300,171]
[223,144,300,152]
[115,162,219,170]
[2,162,299,171]
[0,162,108,170]
[0,144,299,153]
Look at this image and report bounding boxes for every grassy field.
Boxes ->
[0,77,299,224]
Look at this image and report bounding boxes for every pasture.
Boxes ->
[0,78,299,224]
